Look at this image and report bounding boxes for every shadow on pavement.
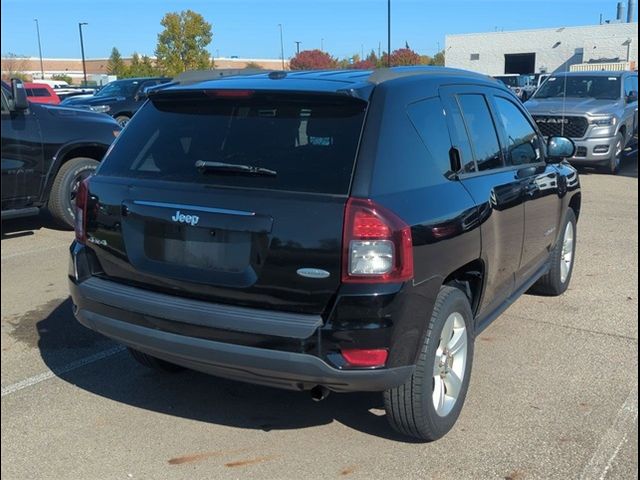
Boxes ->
[33,298,421,443]
[1,211,70,240]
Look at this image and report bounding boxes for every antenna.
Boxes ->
[560,63,568,137]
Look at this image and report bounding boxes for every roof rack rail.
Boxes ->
[367,66,492,85]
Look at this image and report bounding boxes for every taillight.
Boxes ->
[205,89,254,98]
[74,177,90,244]
[342,198,413,283]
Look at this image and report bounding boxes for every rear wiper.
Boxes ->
[194,160,277,176]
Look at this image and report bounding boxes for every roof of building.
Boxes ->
[549,70,635,77]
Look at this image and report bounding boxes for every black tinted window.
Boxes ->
[457,94,503,171]
[493,96,542,166]
[624,76,638,97]
[443,97,475,173]
[99,93,367,194]
[407,97,452,175]
[27,88,51,97]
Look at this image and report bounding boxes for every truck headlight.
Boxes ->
[89,105,111,113]
[589,116,617,126]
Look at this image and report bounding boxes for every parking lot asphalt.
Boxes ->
[1,150,638,480]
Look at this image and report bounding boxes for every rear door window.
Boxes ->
[457,94,504,171]
[99,92,367,195]
[406,97,453,175]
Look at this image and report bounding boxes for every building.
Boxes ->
[0,56,289,83]
[445,22,638,75]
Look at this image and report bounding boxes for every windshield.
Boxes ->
[95,80,140,98]
[534,75,621,100]
[495,76,521,87]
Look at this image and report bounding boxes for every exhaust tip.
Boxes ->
[310,385,330,402]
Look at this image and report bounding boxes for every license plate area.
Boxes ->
[144,221,251,272]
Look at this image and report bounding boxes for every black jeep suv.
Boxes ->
[68,67,581,441]
[2,80,120,227]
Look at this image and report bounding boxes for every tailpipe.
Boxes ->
[310,385,330,402]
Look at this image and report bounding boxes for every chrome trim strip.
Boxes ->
[132,200,255,216]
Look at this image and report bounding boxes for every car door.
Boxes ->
[1,88,44,208]
[440,85,525,323]
[489,93,562,286]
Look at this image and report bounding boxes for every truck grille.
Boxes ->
[533,115,588,139]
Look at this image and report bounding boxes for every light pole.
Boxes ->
[387,0,391,67]
[278,24,285,70]
[34,19,44,80]
[78,22,88,86]
[295,41,301,55]
[623,38,632,62]
[321,38,324,52]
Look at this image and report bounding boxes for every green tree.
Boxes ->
[127,52,142,77]
[430,50,445,66]
[244,61,264,70]
[139,55,158,76]
[51,73,73,84]
[107,47,127,77]
[155,10,213,76]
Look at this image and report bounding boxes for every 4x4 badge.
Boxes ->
[171,210,200,226]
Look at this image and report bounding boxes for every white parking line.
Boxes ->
[579,384,639,480]
[1,244,69,261]
[1,345,125,398]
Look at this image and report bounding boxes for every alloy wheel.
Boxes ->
[560,221,574,284]
[433,312,468,417]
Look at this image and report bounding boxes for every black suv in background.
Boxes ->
[68,67,581,441]
[1,80,120,227]
[61,77,171,126]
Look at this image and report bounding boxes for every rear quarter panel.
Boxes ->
[352,76,482,366]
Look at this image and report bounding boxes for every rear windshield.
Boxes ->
[495,76,523,87]
[26,88,51,97]
[99,92,367,194]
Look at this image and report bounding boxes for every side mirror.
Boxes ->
[11,78,29,111]
[627,90,638,104]
[546,136,576,163]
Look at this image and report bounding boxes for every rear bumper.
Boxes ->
[68,276,414,392]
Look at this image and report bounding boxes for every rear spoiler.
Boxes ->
[143,68,275,99]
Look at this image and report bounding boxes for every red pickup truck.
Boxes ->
[24,82,61,104]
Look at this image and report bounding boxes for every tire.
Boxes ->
[114,115,130,127]
[384,286,474,441]
[47,157,99,229]
[128,348,184,373]
[530,209,577,296]
[604,132,624,175]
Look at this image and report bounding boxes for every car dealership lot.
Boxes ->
[1,154,638,479]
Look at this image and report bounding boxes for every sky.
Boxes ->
[1,0,638,60]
